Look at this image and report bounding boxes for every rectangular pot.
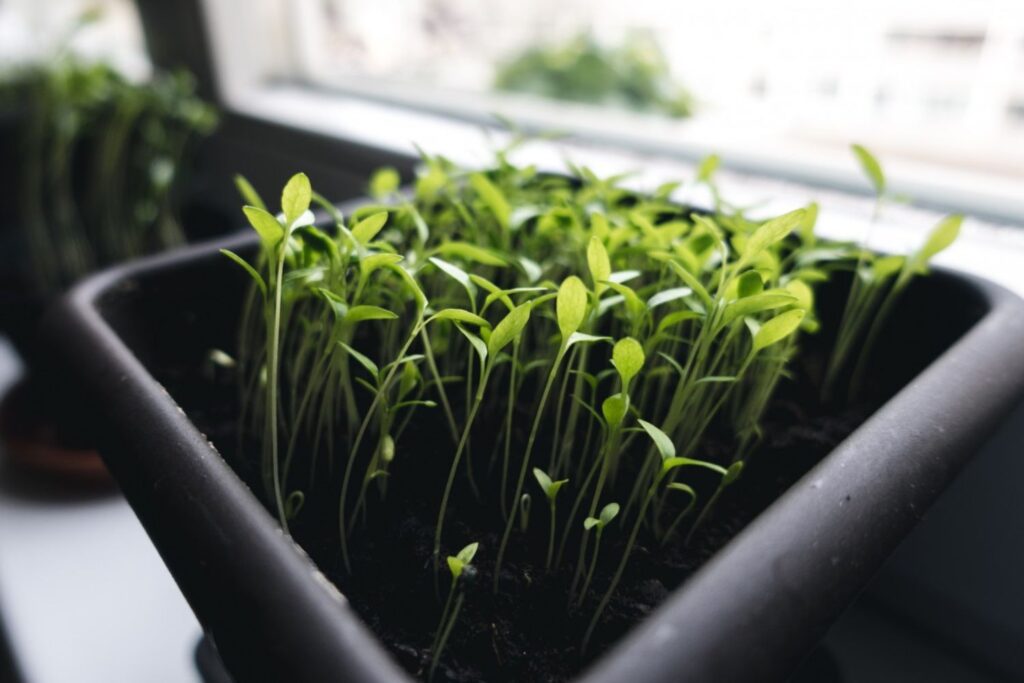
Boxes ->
[42,222,1024,683]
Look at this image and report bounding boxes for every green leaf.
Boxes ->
[455,324,488,367]
[369,167,400,198]
[602,281,646,320]
[243,205,284,249]
[918,214,962,262]
[696,154,720,182]
[656,310,702,333]
[381,434,396,463]
[661,456,727,477]
[599,502,620,525]
[281,172,312,227]
[556,276,588,343]
[638,419,675,461]
[220,249,266,297]
[470,173,510,229]
[784,279,814,310]
[667,261,712,310]
[315,288,348,318]
[338,342,379,379]
[601,394,628,429]
[871,255,905,280]
[532,467,552,494]
[385,263,427,311]
[752,309,805,352]
[434,242,507,266]
[457,541,479,564]
[345,305,398,324]
[352,211,389,245]
[587,237,611,293]
[532,468,567,501]
[518,256,543,283]
[723,292,797,324]
[851,144,886,196]
[430,256,477,298]
[430,309,490,327]
[723,461,744,485]
[488,302,532,357]
[566,332,612,349]
[360,253,404,278]
[608,270,641,284]
[612,337,645,387]
[233,174,265,211]
[447,556,464,580]
[647,286,692,310]
[736,271,764,298]
[799,202,819,243]
[742,209,805,262]
[583,517,601,531]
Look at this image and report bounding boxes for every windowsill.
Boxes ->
[226,82,1024,296]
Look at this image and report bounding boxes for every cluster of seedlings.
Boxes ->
[222,144,960,678]
[0,11,217,293]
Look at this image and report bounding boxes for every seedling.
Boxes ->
[222,145,957,674]
[823,145,961,400]
[533,468,569,569]
[577,502,619,606]
[430,542,479,681]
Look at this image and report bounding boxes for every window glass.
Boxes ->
[285,0,1023,183]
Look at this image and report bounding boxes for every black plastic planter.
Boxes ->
[43,225,1024,683]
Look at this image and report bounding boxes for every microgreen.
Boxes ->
[224,143,958,669]
[430,542,479,681]
[823,146,961,401]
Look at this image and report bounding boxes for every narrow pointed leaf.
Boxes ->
[352,211,389,245]
[638,419,675,460]
[243,205,284,249]
[220,249,266,297]
[752,309,805,352]
[488,302,532,357]
[345,305,398,323]
[851,144,886,196]
[338,342,379,379]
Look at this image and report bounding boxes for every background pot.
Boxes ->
[41,227,1024,683]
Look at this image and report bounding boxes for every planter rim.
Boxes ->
[46,226,1024,683]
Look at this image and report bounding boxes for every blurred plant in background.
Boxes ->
[0,10,217,294]
[494,31,693,118]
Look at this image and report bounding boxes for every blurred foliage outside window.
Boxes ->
[493,31,694,118]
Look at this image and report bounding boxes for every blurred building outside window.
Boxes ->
[197,0,1020,222]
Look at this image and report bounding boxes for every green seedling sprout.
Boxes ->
[430,542,479,681]
[493,275,599,591]
[583,419,724,653]
[577,502,619,606]
[532,468,569,569]
[824,145,961,400]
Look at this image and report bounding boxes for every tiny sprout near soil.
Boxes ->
[224,142,959,669]
[431,542,479,681]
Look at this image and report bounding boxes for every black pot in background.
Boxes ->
[41,227,1024,683]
